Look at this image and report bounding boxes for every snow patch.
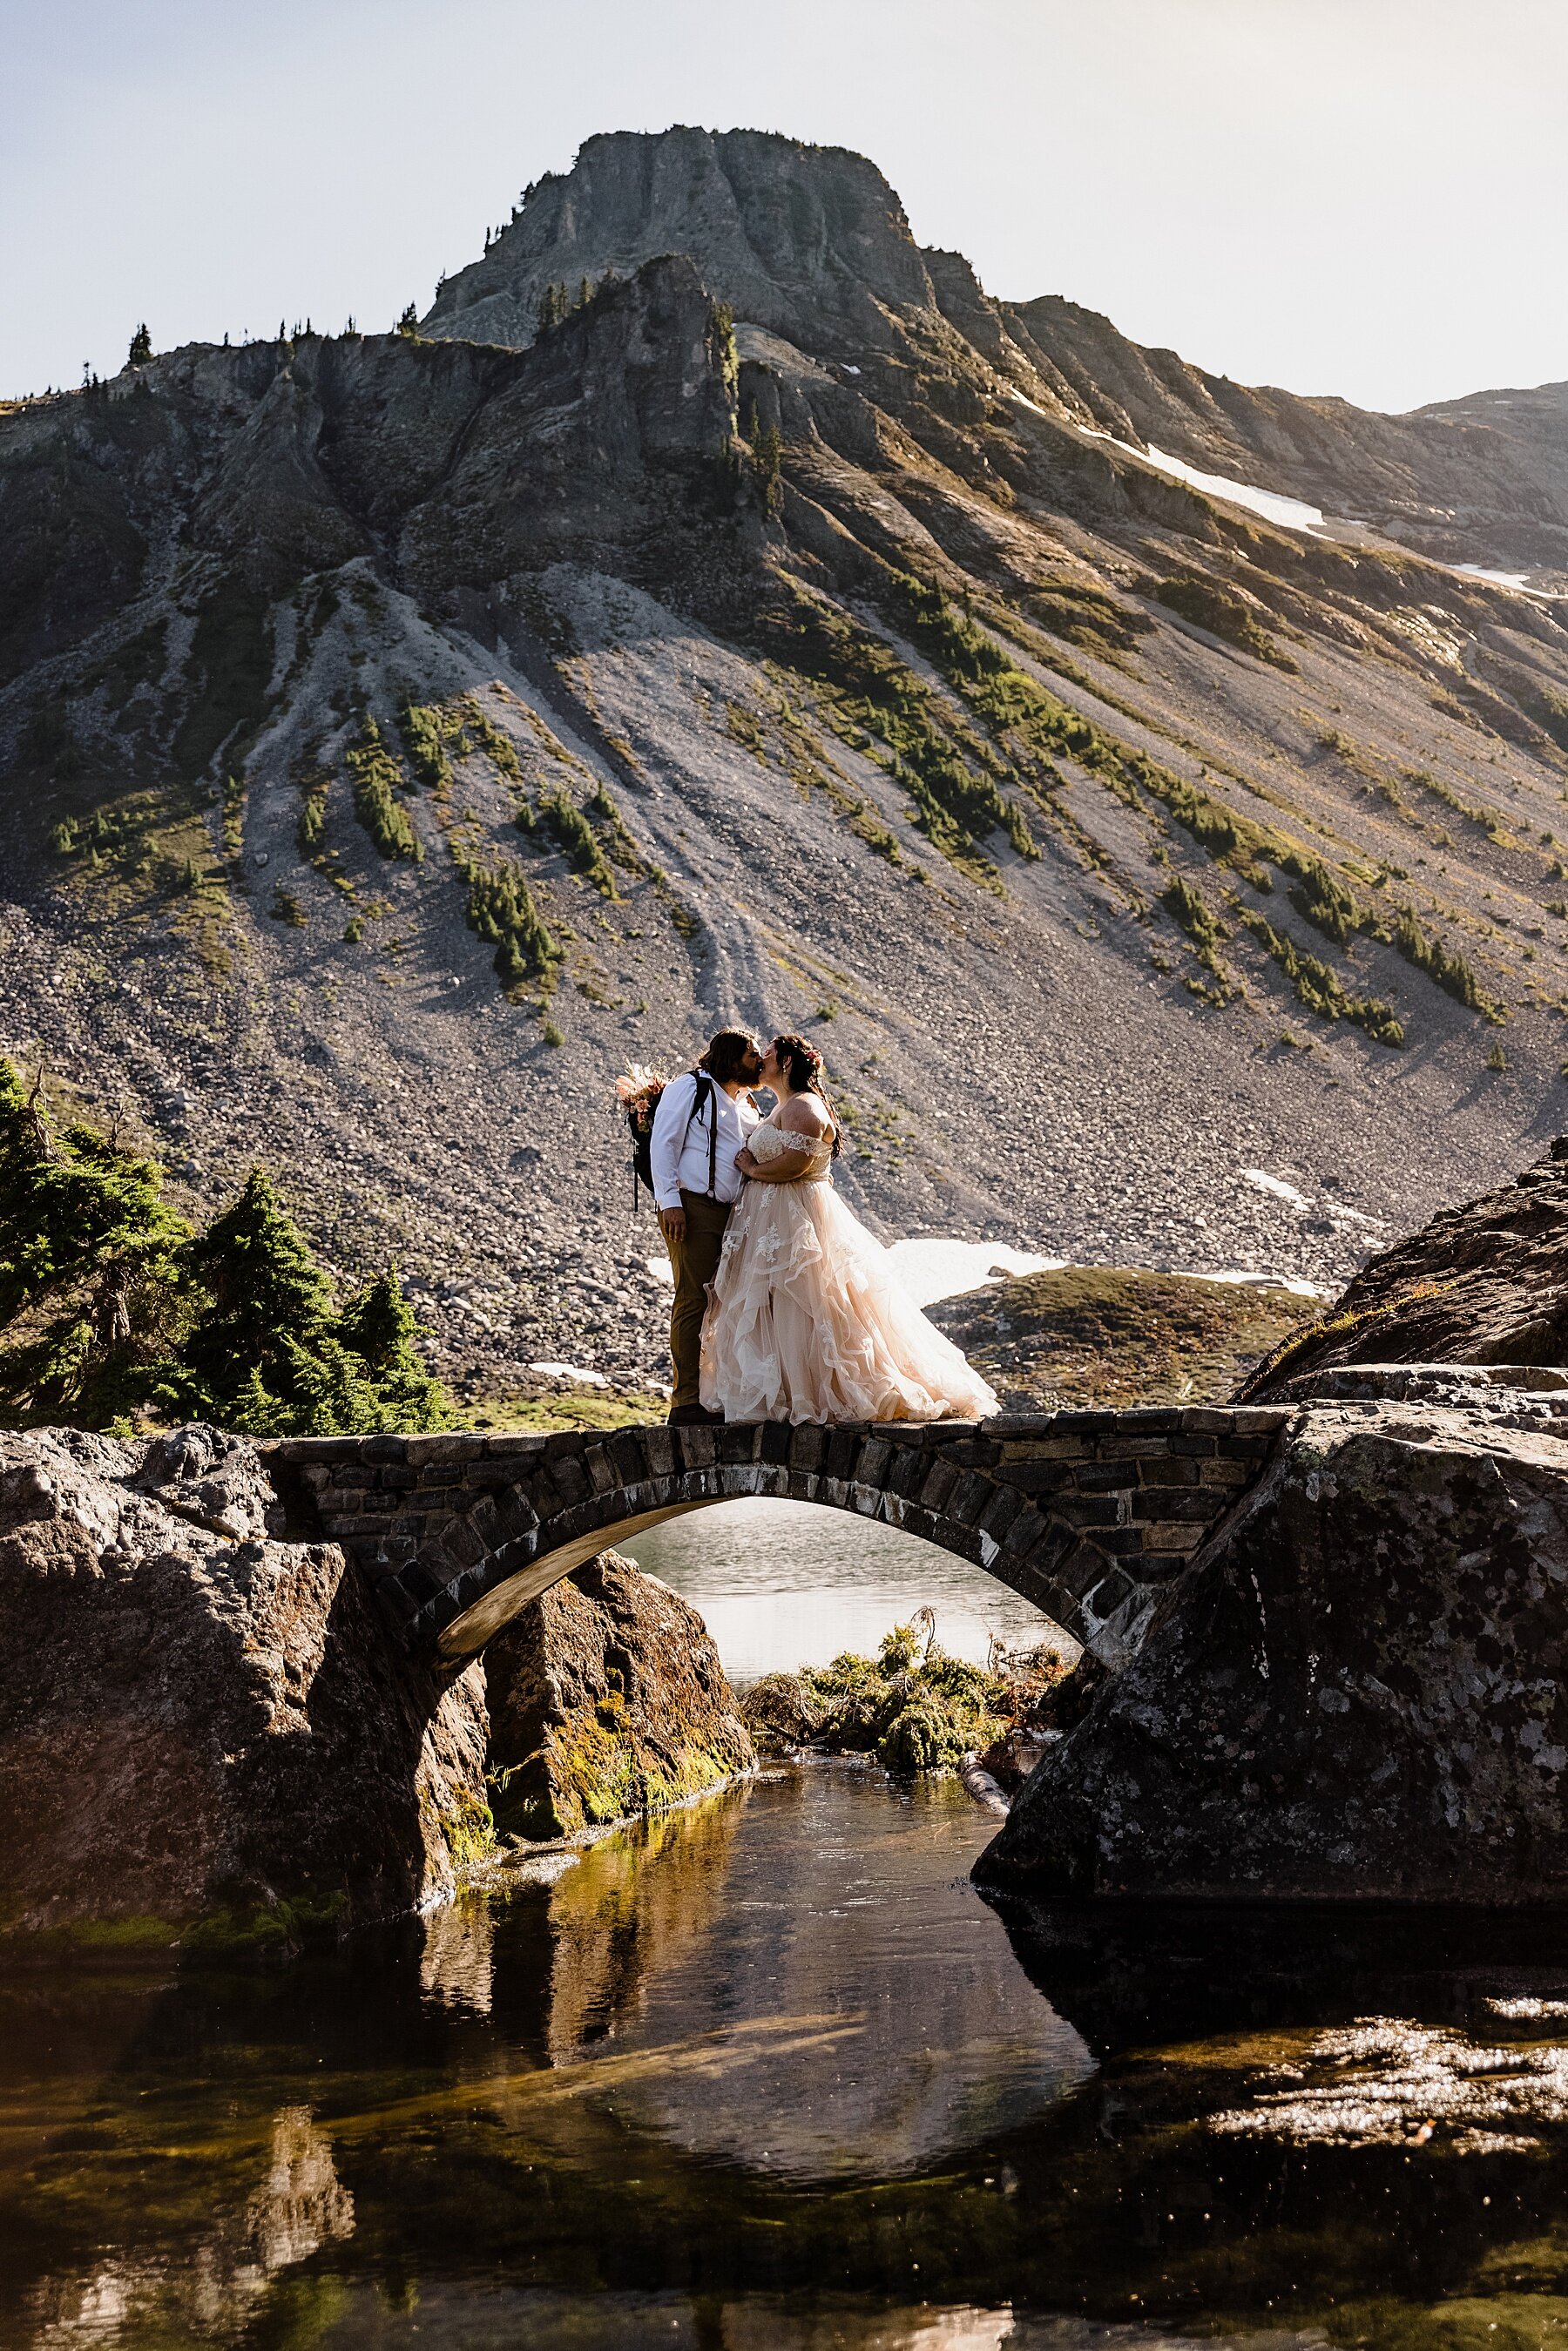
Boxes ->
[1174,1267,1335,1300]
[887,1237,1063,1307]
[1241,1169,1313,1212]
[529,1360,610,1388]
[1451,561,1556,601]
[1081,428,1328,534]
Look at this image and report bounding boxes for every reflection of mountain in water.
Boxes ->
[23,2105,353,2348]
[522,1762,1094,2180]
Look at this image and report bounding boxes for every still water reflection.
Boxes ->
[10,1764,1568,2347]
[624,1499,1066,1683]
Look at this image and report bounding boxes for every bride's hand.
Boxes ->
[735,1147,759,1177]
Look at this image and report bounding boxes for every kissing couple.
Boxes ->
[643,1027,998,1429]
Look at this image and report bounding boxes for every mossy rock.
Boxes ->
[930,1265,1318,1411]
[878,1696,970,1773]
[484,1554,754,1843]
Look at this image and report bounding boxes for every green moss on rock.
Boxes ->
[930,1264,1320,1412]
[484,1551,754,1842]
[743,1621,1068,1776]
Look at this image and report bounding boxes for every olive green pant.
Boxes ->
[665,1189,732,1409]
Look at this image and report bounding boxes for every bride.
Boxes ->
[700,1034,999,1425]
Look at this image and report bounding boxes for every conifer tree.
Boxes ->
[535,282,571,333]
[179,1169,449,1435]
[335,1268,449,1427]
[179,1168,335,1429]
[0,1077,452,1437]
[753,418,784,517]
[126,322,152,367]
[0,1061,190,1427]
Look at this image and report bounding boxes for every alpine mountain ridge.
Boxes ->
[4,124,1568,1400]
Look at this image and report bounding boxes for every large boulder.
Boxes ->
[0,1426,490,1949]
[976,1381,1568,1902]
[484,1550,754,1841]
[1240,1139,1568,1397]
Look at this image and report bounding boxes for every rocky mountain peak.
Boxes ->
[7,124,1568,1412]
[424,124,943,358]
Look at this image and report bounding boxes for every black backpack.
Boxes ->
[626,1067,719,1208]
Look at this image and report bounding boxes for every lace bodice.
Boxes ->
[700,1108,999,1425]
[749,1119,833,1179]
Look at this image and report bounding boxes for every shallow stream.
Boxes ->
[10,1522,1568,2348]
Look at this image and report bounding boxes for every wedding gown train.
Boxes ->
[699,1121,999,1425]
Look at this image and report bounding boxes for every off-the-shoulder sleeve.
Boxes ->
[754,1122,829,1162]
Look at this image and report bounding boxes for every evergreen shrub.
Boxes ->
[348,716,421,860]
[0,1064,449,1436]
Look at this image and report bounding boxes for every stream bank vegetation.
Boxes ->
[743,1614,1073,1777]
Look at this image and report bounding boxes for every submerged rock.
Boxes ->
[0,1426,490,1949]
[977,1394,1568,1903]
[483,1550,754,1841]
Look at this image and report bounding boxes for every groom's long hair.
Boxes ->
[698,1030,760,1084]
[773,1035,843,1159]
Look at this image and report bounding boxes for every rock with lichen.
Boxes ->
[0,1423,490,1949]
[483,1550,754,1841]
[977,1390,1568,1902]
[1240,1140,1568,1398]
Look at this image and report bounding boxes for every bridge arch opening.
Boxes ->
[616,1496,1073,1686]
[267,1411,1291,1674]
[433,1461,1095,1668]
[438,1497,717,1655]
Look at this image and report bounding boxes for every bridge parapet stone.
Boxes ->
[263,1405,1295,1667]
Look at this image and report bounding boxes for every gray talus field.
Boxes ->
[4,125,1568,1397]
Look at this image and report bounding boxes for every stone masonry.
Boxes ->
[266,1408,1293,1670]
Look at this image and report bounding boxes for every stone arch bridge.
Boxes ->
[267,1408,1292,1671]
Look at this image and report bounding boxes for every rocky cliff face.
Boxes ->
[0,1425,490,1943]
[1011,296,1568,579]
[977,1373,1568,1902]
[1241,1140,1568,1395]
[428,127,941,361]
[6,127,1568,1401]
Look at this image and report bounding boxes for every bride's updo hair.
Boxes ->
[772,1034,842,1159]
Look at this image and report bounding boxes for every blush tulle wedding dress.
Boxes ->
[699,1120,1000,1425]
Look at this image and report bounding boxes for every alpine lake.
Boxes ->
[8,1498,1568,2351]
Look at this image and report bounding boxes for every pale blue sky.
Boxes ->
[5,0,1565,411]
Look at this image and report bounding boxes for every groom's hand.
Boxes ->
[659,1205,686,1246]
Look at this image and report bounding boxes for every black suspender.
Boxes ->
[680,1070,720,1199]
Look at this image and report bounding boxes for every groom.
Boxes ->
[651,1028,764,1425]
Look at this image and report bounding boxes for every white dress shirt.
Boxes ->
[650,1071,760,1209]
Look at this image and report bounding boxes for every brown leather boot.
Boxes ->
[666,1402,724,1426]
